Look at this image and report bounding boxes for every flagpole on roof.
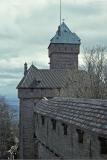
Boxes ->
[60,0,62,26]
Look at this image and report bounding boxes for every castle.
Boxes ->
[17,22,107,159]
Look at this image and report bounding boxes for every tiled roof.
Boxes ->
[17,65,69,89]
[34,97,107,137]
[17,65,87,89]
[50,22,80,45]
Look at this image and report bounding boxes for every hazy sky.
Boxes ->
[0,0,107,100]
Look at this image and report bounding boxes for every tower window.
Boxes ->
[51,119,56,130]
[41,116,45,125]
[62,123,68,135]
[76,129,84,144]
[99,137,107,155]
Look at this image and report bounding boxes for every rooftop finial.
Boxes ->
[62,18,65,23]
[24,62,28,76]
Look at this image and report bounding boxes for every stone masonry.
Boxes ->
[49,44,80,70]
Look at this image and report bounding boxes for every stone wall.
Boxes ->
[48,44,80,70]
[34,113,107,159]
[50,53,78,69]
[19,98,36,159]
[18,88,61,159]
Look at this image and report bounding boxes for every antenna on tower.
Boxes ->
[60,0,62,26]
[58,0,62,36]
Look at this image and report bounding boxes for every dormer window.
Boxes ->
[35,80,41,86]
[76,129,84,144]
[51,119,56,130]
[99,137,107,155]
[41,116,45,125]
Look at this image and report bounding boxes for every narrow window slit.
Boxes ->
[99,137,107,155]
[51,119,56,130]
[62,123,68,135]
[76,129,84,144]
[41,116,45,125]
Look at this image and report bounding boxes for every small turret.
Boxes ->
[24,62,28,76]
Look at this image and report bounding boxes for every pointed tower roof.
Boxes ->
[50,22,80,45]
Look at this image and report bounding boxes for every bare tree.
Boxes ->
[0,97,17,159]
[82,46,107,99]
[61,46,107,99]
[61,70,92,98]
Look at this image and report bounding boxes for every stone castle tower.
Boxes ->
[17,22,81,159]
[49,22,80,69]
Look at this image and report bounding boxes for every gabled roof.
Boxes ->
[50,22,80,45]
[34,97,107,137]
[17,65,87,89]
[17,65,68,89]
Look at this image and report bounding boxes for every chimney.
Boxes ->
[24,62,28,76]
